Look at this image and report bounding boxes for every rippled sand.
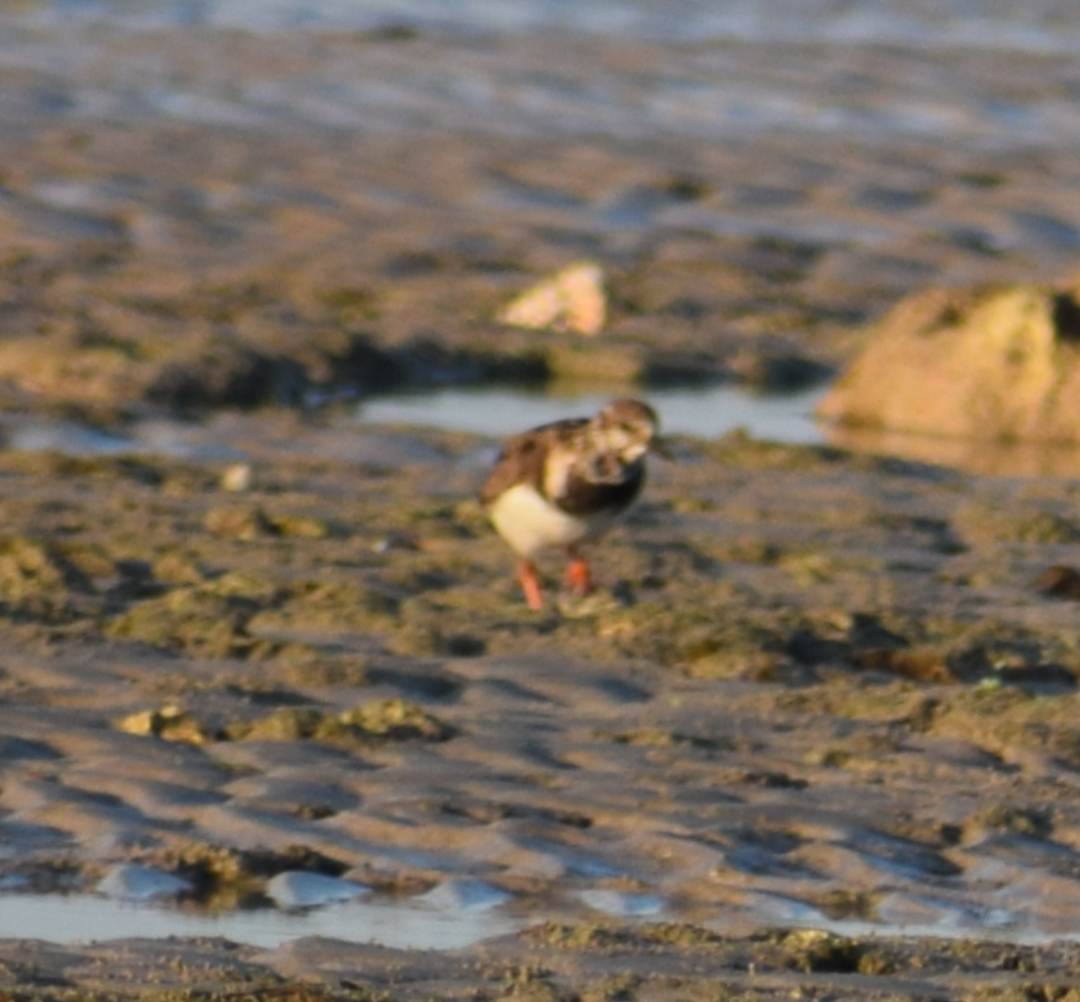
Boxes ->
[0,423,1077,997]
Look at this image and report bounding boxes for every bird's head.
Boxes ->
[593,398,668,463]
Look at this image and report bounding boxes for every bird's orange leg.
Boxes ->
[518,559,545,610]
[565,546,594,595]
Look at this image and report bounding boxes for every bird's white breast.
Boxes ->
[487,482,617,558]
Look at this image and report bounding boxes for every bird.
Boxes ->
[479,398,665,610]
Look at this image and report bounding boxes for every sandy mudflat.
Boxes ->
[1,28,1080,423]
[0,424,1078,997]
[3,18,1080,1001]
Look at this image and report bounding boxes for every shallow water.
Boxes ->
[3,886,1075,951]
[354,384,829,443]
[0,893,521,950]
[0,384,826,462]
[6,383,1080,478]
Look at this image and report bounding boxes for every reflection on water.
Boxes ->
[828,424,1080,479]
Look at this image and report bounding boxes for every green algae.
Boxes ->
[228,698,453,745]
[106,575,282,659]
[954,499,1080,546]
[116,694,452,755]
[0,534,97,622]
[523,920,725,953]
[770,929,864,974]
[117,704,213,745]
[144,842,348,910]
[204,505,331,540]
[203,505,278,540]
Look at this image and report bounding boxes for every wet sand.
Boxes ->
[7,925,1080,1001]
[0,424,1080,996]
[4,18,1080,1001]
[2,29,1080,423]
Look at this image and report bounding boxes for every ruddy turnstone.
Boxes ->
[479,398,665,610]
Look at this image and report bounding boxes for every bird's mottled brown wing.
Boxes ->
[478,418,587,507]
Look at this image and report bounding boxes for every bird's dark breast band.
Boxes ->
[555,466,644,517]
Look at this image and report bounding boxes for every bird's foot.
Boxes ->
[518,559,545,611]
[565,554,594,596]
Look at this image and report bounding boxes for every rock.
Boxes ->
[220,463,253,492]
[498,261,607,336]
[0,535,93,622]
[116,705,211,745]
[106,577,276,659]
[817,283,1080,442]
[228,699,454,744]
[204,505,276,540]
[1033,565,1080,600]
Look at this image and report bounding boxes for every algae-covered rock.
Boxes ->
[524,920,724,952]
[231,706,327,741]
[0,535,94,621]
[52,542,118,582]
[257,579,400,633]
[1034,564,1080,599]
[819,283,1080,442]
[609,592,791,680]
[151,551,209,585]
[973,803,1052,839]
[145,842,346,909]
[230,699,453,745]
[389,613,486,658]
[116,704,213,745]
[773,929,863,974]
[337,698,454,741]
[919,685,1080,766]
[953,499,1080,546]
[203,505,277,540]
[106,574,280,659]
[204,505,330,540]
[270,514,330,539]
